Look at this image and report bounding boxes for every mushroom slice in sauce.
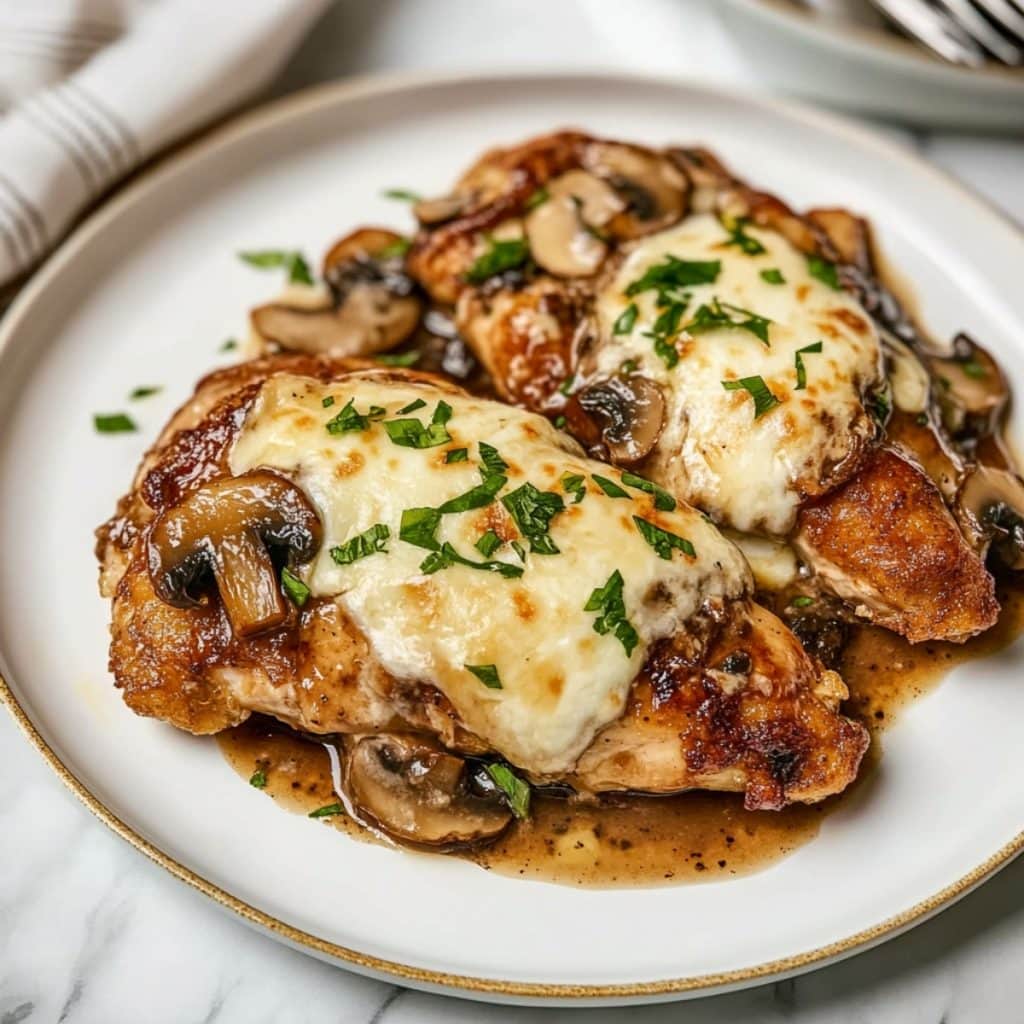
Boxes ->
[585,142,690,239]
[524,170,624,278]
[957,463,1024,571]
[575,374,666,464]
[929,334,1008,442]
[344,734,512,847]
[147,471,322,638]
[251,228,421,357]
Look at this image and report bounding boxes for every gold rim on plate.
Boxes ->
[1,69,1023,1001]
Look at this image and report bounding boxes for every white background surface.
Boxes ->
[2,1,1023,1021]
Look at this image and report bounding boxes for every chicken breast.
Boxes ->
[98,356,867,810]
[405,131,1001,643]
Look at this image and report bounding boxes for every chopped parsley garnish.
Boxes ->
[625,256,721,296]
[558,374,576,396]
[501,483,564,555]
[129,386,161,400]
[614,303,639,335]
[382,187,421,202]
[807,254,840,290]
[561,472,586,503]
[644,299,688,369]
[475,530,503,557]
[633,516,695,559]
[592,474,629,498]
[281,567,310,607]
[486,763,531,818]
[397,398,427,414]
[791,595,814,608]
[621,471,676,511]
[794,341,823,391]
[465,237,530,284]
[376,350,420,367]
[962,359,987,379]
[238,249,314,285]
[478,441,509,480]
[720,215,766,255]
[377,237,412,260]
[384,400,452,449]
[330,523,390,565]
[220,338,238,352]
[553,415,567,429]
[420,542,523,579]
[322,396,335,408]
[249,769,267,789]
[466,663,502,689]
[722,376,781,419]
[399,507,442,550]
[620,358,639,374]
[326,398,384,435]
[685,297,772,346]
[584,570,639,657]
[309,803,344,818]
[760,268,786,285]
[525,186,550,211]
[94,412,136,433]
[437,473,506,514]
[445,447,469,463]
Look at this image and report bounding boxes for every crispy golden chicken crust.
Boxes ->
[98,356,867,809]
[796,447,999,643]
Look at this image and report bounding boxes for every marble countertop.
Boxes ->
[3,2,1023,1021]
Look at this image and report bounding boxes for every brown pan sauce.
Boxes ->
[219,576,1024,887]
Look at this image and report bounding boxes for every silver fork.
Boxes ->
[867,0,1024,64]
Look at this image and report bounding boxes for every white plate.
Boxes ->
[1,71,1023,1007]
[720,0,1024,130]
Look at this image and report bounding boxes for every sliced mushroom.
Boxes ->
[345,734,512,847]
[585,143,689,239]
[807,208,872,273]
[957,463,1024,570]
[148,471,322,638]
[883,329,931,415]
[576,374,666,464]
[413,193,471,225]
[929,333,1008,442]
[251,228,421,358]
[524,170,624,278]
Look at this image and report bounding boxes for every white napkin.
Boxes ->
[0,0,330,286]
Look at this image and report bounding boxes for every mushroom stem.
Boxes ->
[213,529,288,638]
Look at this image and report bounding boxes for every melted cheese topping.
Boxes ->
[230,373,751,774]
[595,213,883,535]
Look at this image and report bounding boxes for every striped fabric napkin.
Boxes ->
[0,0,329,287]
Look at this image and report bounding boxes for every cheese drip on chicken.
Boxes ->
[594,213,884,536]
[230,373,751,775]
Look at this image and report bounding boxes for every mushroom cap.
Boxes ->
[957,463,1024,571]
[585,142,690,240]
[147,471,322,638]
[576,374,667,464]
[345,734,512,848]
[930,334,1008,441]
[252,228,421,359]
[525,170,624,279]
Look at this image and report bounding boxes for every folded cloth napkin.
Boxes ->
[0,0,330,287]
